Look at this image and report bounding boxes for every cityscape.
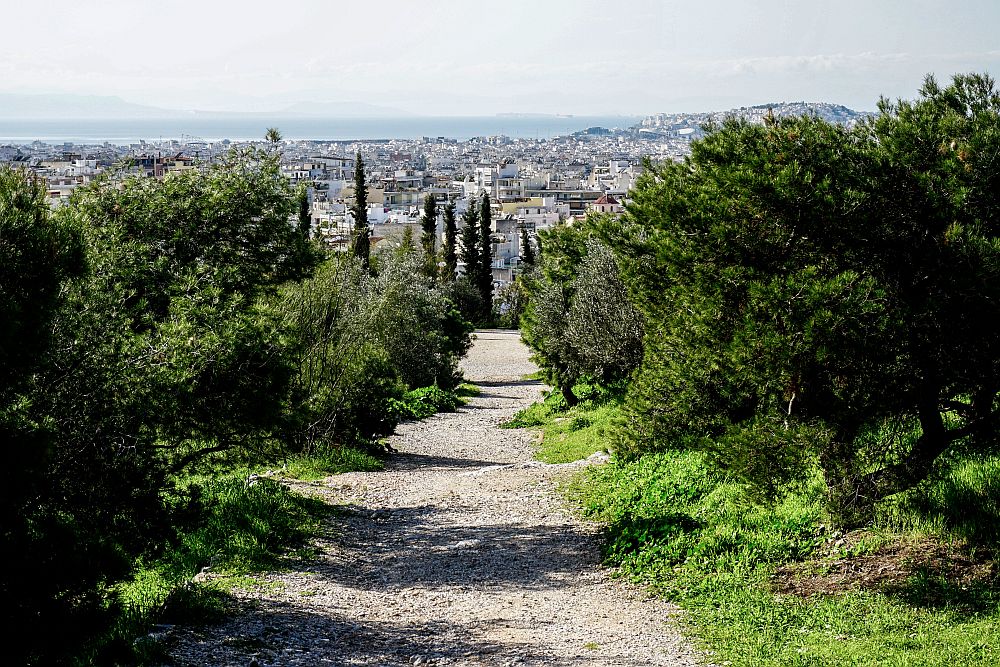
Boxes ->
[1,101,867,287]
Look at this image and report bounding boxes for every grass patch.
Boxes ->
[109,471,331,662]
[570,449,1000,667]
[512,381,1000,666]
[283,444,384,481]
[502,381,620,463]
[456,382,480,398]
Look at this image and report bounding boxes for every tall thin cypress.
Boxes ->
[520,225,535,269]
[477,190,494,317]
[442,200,458,281]
[350,152,370,266]
[297,185,311,240]
[419,194,438,280]
[459,205,480,281]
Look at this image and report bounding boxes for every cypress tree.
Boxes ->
[520,225,535,269]
[297,185,311,240]
[419,194,438,279]
[477,191,494,318]
[442,200,458,282]
[459,205,480,281]
[350,152,370,267]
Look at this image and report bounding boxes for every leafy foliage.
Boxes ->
[0,165,90,666]
[521,221,643,404]
[609,73,1000,524]
[387,385,466,421]
[281,250,472,450]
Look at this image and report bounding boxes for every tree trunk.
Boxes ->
[825,394,954,528]
[561,384,579,408]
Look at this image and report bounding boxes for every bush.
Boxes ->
[609,73,1000,525]
[388,385,466,421]
[521,225,643,405]
[282,251,473,451]
[494,276,529,329]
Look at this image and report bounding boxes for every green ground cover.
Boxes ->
[112,383,470,664]
[509,386,1000,666]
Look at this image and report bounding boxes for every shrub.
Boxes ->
[609,73,1000,525]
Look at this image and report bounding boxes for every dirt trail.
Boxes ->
[167,330,697,666]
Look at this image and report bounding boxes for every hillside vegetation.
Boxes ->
[516,73,1000,666]
[0,148,474,665]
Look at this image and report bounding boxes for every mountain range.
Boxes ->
[0,93,412,119]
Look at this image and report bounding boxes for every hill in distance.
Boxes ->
[0,93,412,120]
[638,101,871,133]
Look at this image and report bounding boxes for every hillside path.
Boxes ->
[167,330,698,667]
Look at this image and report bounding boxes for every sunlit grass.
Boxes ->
[516,382,1000,666]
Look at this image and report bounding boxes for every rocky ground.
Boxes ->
[165,330,698,666]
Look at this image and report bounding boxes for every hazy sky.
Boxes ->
[3,0,998,115]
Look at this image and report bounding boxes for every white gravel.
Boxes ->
[165,330,699,667]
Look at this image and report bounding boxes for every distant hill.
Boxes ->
[637,102,872,139]
[0,93,413,120]
[0,93,184,119]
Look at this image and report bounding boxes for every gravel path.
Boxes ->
[166,330,698,667]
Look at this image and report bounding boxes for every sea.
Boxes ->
[0,115,643,144]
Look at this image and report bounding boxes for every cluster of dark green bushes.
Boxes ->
[523,73,1000,527]
[518,73,1000,666]
[0,147,472,665]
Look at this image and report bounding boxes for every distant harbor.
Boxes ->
[0,115,643,144]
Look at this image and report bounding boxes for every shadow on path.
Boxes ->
[318,503,601,593]
[474,379,545,388]
[389,452,508,471]
[166,601,592,667]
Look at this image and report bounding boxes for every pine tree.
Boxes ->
[477,190,494,319]
[419,194,438,279]
[350,152,370,267]
[442,200,458,282]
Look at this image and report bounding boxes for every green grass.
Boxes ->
[110,471,331,662]
[283,444,384,481]
[880,455,1000,545]
[502,381,620,463]
[573,451,1000,665]
[518,383,1000,666]
[456,382,481,398]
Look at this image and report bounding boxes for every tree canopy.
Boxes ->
[605,73,1000,524]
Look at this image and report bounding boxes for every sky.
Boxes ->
[3,0,998,115]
